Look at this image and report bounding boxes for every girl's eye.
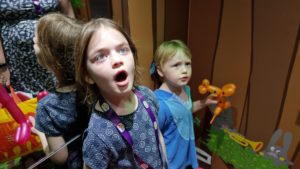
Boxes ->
[118,46,130,55]
[186,62,191,66]
[92,53,108,63]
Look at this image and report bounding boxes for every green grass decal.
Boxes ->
[206,129,289,169]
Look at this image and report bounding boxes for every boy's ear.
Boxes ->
[85,75,95,84]
[156,66,164,77]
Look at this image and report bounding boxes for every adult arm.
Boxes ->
[0,39,10,86]
[59,0,75,18]
[0,40,5,64]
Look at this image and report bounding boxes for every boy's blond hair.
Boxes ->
[151,40,192,88]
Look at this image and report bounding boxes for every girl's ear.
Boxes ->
[85,75,95,84]
[157,65,164,77]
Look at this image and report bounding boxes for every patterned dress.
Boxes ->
[83,86,166,169]
[35,90,90,169]
[0,0,59,94]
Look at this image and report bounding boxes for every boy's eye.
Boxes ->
[118,46,130,55]
[173,63,180,67]
[185,62,191,66]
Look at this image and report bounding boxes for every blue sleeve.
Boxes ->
[157,100,171,133]
[35,93,78,136]
[35,104,62,136]
[82,131,111,169]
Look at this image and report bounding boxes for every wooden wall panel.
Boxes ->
[164,0,189,42]
[278,41,300,159]
[155,0,165,49]
[246,0,299,144]
[188,0,223,101]
[187,0,223,145]
[111,0,123,25]
[292,143,300,169]
[212,0,251,130]
[127,0,154,88]
[88,0,112,19]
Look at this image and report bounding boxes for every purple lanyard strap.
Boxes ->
[98,90,161,169]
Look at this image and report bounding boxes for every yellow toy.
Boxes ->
[198,79,236,124]
[223,128,264,152]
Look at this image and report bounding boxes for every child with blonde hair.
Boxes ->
[151,40,216,169]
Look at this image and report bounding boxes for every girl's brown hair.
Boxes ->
[36,13,83,87]
[74,18,140,105]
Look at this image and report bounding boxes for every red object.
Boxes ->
[0,84,31,145]
[0,112,42,162]
[37,90,49,101]
[16,92,31,101]
[0,84,26,124]
[0,85,42,162]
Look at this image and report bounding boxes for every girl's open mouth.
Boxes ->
[114,70,129,87]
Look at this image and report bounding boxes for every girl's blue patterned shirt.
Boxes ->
[82,86,165,169]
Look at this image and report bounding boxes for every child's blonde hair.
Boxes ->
[151,39,192,88]
[74,18,141,105]
[36,13,83,87]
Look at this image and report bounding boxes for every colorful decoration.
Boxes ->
[206,128,289,169]
[223,128,263,152]
[0,85,44,163]
[198,79,236,124]
[259,129,293,166]
[0,84,31,145]
[36,90,48,101]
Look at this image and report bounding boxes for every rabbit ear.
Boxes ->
[267,129,283,148]
[282,132,293,152]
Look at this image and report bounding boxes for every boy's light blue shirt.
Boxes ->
[155,85,198,169]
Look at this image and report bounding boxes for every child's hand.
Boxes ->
[193,97,217,113]
[28,116,50,154]
[28,116,42,136]
[205,95,218,106]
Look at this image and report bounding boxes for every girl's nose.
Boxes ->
[111,52,123,68]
